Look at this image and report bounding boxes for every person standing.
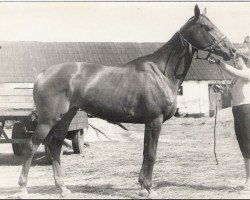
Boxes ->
[208,46,250,193]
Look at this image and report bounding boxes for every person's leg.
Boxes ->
[233,105,250,192]
[233,106,248,188]
[240,105,250,189]
[244,158,250,189]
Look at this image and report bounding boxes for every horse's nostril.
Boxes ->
[232,48,236,53]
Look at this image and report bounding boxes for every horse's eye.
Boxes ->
[206,25,214,32]
[205,26,211,32]
[196,23,202,28]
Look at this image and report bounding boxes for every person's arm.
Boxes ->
[207,57,250,81]
[219,61,250,81]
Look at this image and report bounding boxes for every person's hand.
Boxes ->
[207,56,220,64]
[212,84,223,93]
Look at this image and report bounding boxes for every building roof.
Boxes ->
[0,41,233,83]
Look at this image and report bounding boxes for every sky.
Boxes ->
[0,1,250,43]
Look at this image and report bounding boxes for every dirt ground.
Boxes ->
[0,111,249,199]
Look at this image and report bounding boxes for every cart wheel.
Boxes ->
[44,145,53,164]
[72,129,84,154]
[12,122,31,156]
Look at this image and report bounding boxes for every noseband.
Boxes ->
[178,31,226,51]
[178,30,226,60]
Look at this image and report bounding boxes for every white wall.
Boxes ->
[177,81,210,116]
[0,83,34,110]
[0,83,34,89]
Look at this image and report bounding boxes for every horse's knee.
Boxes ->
[143,152,156,164]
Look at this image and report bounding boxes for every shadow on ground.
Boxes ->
[1,184,139,199]
[156,180,235,191]
[0,152,50,166]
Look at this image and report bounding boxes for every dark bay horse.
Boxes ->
[18,5,235,198]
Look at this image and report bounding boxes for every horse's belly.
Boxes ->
[77,95,142,122]
[75,86,176,123]
[74,77,143,122]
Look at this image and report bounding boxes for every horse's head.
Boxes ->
[179,5,235,61]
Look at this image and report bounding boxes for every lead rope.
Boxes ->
[213,94,219,165]
[212,61,230,165]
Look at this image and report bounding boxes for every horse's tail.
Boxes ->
[34,66,73,99]
[33,70,45,109]
[33,63,81,119]
[34,70,44,88]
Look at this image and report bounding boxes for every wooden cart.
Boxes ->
[0,86,88,163]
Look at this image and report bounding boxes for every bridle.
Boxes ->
[164,29,227,88]
[178,30,226,53]
[178,30,227,63]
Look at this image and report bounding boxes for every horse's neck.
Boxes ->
[151,32,191,81]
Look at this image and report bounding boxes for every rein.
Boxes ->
[162,33,195,88]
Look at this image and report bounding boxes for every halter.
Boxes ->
[163,30,227,89]
[178,30,226,52]
[178,30,226,61]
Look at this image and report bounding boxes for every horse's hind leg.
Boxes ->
[138,115,163,198]
[18,95,72,196]
[18,122,56,196]
[49,107,78,197]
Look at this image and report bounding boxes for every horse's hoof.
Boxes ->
[239,188,250,195]
[60,188,72,197]
[139,188,149,197]
[16,188,29,199]
[148,190,159,199]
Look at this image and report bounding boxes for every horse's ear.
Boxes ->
[202,8,207,16]
[194,5,200,18]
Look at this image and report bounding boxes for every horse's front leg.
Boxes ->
[138,115,163,198]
